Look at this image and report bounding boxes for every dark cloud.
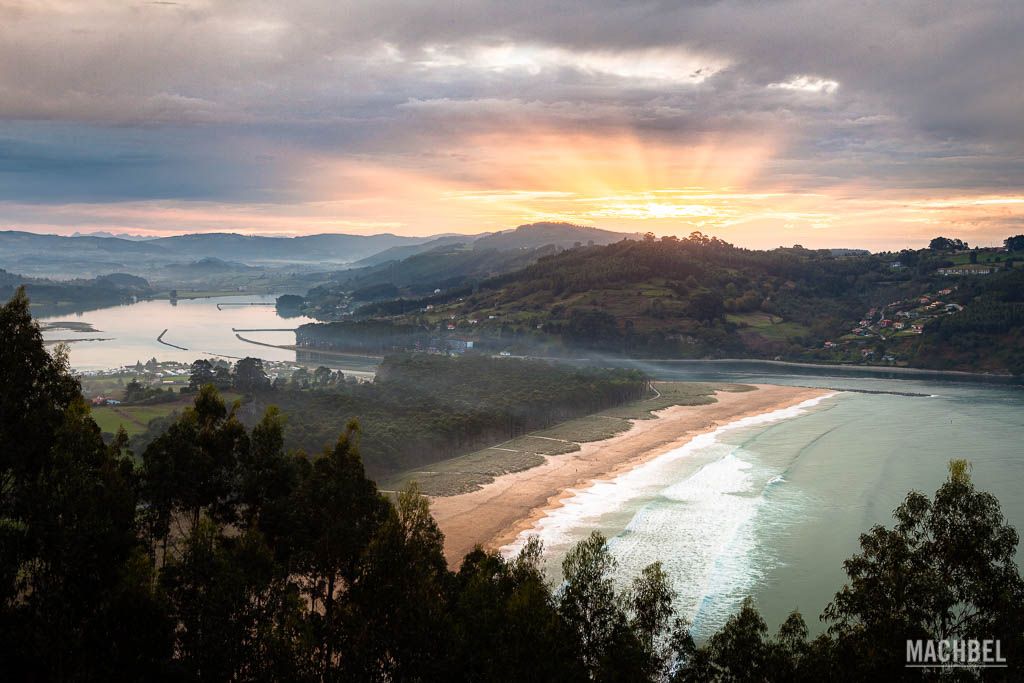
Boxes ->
[0,0,1021,207]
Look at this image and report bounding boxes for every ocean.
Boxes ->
[503,372,1024,642]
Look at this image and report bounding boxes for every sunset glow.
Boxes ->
[2,1,1022,249]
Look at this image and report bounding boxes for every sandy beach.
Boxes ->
[430,383,829,565]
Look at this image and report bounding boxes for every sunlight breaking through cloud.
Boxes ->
[768,75,840,95]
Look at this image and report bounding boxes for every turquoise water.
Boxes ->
[505,376,1024,641]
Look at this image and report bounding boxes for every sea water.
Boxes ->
[505,377,1024,641]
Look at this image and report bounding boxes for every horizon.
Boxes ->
[2,222,1015,254]
[2,2,1023,250]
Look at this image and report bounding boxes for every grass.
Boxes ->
[92,404,181,435]
[947,250,1020,266]
[384,381,758,497]
[91,391,242,436]
[727,312,810,341]
[535,415,632,443]
[502,435,580,455]
[382,448,546,497]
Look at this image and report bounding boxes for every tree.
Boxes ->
[674,601,815,682]
[291,421,390,675]
[0,288,171,679]
[291,366,310,389]
[213,365,232,390]
[929,236,968,251]
[342,484,452,681]
[628,562,691,679]
[234,356,270,393]
[313,365,334,387]
[189,358,215,390]
[823,459,1024,678]
[1005,235,1024,252]
[690,290,725,323]
[558,531,627,676]
[276,294,305,319]
[451,538,583,681]
[141,385,248,550]
[123,377,145,402]
[159,521,306,681]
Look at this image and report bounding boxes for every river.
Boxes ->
[36,295,380,373]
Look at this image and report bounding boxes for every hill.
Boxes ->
[0,268,153,315]
[150,232,429,264]
[470,221,635,251]
[0,230,431,278]
[350,234,472,267]
[298,223,639,319]
[304,234,1024,375]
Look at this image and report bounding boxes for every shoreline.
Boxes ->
[430,384,831,566]
[607,357,1019,381]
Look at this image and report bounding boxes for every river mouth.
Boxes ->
[506,379,1024,641]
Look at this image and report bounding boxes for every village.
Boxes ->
[821,286,964,364]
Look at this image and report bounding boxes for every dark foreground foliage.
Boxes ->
[2,288,1023,681]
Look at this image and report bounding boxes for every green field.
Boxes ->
[92,391,242,436]
[727,311,810,341]
[947,250,1020,266]
[91,404,182,435]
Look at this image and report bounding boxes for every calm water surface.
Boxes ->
[38,295,316,370]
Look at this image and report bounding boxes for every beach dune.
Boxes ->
[430,384,829,566]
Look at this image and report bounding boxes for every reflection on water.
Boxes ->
[37,295,368,371]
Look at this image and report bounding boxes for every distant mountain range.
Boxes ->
[71,231,155,241]
[0,222,636,279]
[0,230,438,278]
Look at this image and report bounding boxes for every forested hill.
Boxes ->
[340,233,1024,374]
[297,222,640,319]
[0,268,152,315]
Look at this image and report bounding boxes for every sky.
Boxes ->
[1,1,1023,250]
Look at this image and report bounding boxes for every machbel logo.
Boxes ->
[906,639,1007,669]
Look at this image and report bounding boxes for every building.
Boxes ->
[938,267,992,276]
[446,339,474,354]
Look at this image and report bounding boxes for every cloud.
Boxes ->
[0,1,1021,247]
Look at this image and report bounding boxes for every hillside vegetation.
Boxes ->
[308,232,1024,374]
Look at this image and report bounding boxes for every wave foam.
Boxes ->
[501,392,837,636]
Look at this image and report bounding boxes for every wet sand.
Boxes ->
[430,384,829,566]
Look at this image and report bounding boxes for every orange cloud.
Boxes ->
[6,128,1023,250]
